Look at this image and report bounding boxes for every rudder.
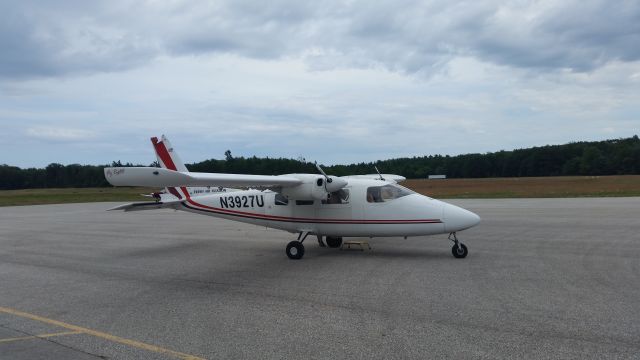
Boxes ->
[151,135,188,172]
[151,135,189,200]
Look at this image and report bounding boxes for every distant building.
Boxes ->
[428,175,446,179]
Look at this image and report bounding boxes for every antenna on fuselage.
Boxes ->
[374,166,385,181]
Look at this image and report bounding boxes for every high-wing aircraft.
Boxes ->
[105,136,480,260]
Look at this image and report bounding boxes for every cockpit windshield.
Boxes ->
[366,183,415,203]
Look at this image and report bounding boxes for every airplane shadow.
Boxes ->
[310,246,449,260]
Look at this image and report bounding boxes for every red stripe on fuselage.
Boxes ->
[182,196,441,224]
[167,187,183,199]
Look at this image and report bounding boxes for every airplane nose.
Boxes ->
[443,203,481,232]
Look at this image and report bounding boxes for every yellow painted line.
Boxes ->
[0,306,206,360]
[0,330,82,343]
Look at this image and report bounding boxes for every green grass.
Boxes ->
[404,175,640,199]
[437,190,640,199]
[0,187,159,207]
[1,175,640,207]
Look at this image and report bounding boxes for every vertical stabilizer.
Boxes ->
[151,135,188,172]
[151,135,188,200]
[149,135,239,200]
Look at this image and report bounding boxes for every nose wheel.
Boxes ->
[449,232,468,259]
[451,243,468,258]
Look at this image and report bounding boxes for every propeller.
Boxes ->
[315,162,347,193]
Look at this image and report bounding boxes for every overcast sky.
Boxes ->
[1,0,639,168]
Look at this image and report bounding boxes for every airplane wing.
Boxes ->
[104,167,303,188]
[342,174,407,183]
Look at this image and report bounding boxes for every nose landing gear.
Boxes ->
[449,232,468,259]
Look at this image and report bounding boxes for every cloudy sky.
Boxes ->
[1,0,639,168]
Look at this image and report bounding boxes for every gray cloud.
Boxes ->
[468,1,640,71]
[0,1,157,78]
[1,0,639,80]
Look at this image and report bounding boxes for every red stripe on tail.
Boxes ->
[151,137,178,171]
[151,136,186,199]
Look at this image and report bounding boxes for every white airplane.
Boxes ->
[105,136,480,260]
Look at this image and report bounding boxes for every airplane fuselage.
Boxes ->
[176,178,480,238]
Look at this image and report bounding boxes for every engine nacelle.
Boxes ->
[281,176,327,200]
[325,176,348,193]
[280,175,348,201]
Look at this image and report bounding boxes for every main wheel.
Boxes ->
[286,241,305,260]
[451,243,468,259]
[326,236,343,248]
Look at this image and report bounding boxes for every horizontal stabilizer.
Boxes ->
[107,200,182,212]
[104,167,303,188]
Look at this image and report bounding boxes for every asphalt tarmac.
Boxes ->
[0,198,639,359]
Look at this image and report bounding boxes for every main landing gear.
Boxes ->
[325,236,343,248]
[316,235,342,248]
[287,234,343,259]
[449,232,468,259]
[286,232,310,260]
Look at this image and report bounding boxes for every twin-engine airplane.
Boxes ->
[105,136,480,260]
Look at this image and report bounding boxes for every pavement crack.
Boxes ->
[0,322,24,334]
[40,337,109,359]
[0,323,107,359]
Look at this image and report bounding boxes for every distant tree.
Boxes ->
[2,135,640,189]
[580,147,605,175]
[562,157,581,175]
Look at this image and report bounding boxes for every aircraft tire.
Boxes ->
[326,236,343,248]
[451,243,468,259]
[286,241,305,260]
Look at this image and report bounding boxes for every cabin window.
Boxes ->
[321,189,350,204]
[295,200,314,205]
[366,184,414,203]
[275,193,289,206]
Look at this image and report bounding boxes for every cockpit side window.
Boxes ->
[366,184,414,203]
[366,186,382,203]
[275,193,289,205]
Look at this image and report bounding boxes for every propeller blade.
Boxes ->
[315,162,347,192]
[315,162,333,183]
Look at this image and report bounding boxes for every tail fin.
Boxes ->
[149,135,240,200]
[151,135,188,172]
[151,135,188,200]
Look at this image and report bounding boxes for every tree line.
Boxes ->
[326,135,640,178]
[1,135,639,190]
